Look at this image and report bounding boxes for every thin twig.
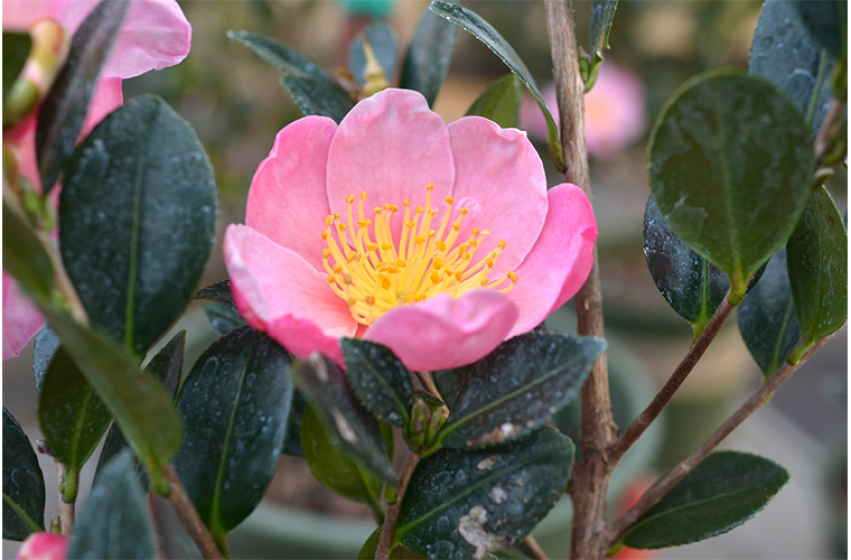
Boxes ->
[375,453,421,560]
[55,463,74,536]
[545,1,615,558]
[608,296,734,462]
[163,463,224,560]
[814,97,846,162]
[607,331,838,545]
[414,371,450,417]
[523,535,550,560]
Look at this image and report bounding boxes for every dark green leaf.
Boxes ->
[342,339,414,428]
[648,70,814,305]
[749,0,835,134]
[283,389,308,457]
[3,408,45,540]
[589,0,619,57]
[195,279,235,308]
[203,303,247,336]
[174,326,293,545]
[400,6,458,107]
[60,95,217,356]
[738,247,801,379]
[429,1,565,172]
[33,324,60,393]
[38,348,111,501]
[36,0,128,193]
[3,199,55,301]
[359,527,425,559]
[291,353,396,486]
[3,32,31,100]
[465,75,522,129]
[67,451,154,560]
[395,427,574,559]
[227,30,355,123]
[791,0,846,60]
[302,402,385,514]
[644,195,729,337]
[348,22,397,83]
[786,185,847,361]
[621,451,790,549]
[437,333,605,450]
[433,366,472,411]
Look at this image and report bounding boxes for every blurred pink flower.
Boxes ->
[520,63,647,159]
[16,532,68,560]
[2,0,192,360]
[225,88,597,371]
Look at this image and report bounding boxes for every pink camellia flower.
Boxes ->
[2,0,192,360]
[224,88,597,371]
[520,62,646,160]
[16,532,68,560]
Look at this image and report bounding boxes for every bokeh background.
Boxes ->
[4,1,847,559]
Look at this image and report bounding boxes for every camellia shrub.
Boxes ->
[2,0,846,559]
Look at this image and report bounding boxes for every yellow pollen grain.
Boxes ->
[346,194,355,204]
[445,196,454,204]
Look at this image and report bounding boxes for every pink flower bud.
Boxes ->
[16,532,69,560]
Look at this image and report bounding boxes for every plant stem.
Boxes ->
[608,296,734,462]
[375,452,421,560]
[607,330,839,545]
[523,535,550,560]
[545,1,616,558]
[415,371,449,417]
[163,463,224,560]
[55,462,74,536]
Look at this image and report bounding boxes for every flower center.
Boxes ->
[321,183,518,326]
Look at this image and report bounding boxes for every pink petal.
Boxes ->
[267,315,344,366]
[506,184,597,337]
[246,117,336,272]
[3,272,46,360]
[16,532,69,560]
[326,88,454,243]
[2,1,65,29]
[365,290,519,371]
[224,224,356,338]
[80,76,123,137]
[447,116,548,276]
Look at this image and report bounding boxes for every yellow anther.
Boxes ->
[459,244,468,254]
[416,206,423,214]
[427,183,435,191]
[358,219,372,228]
[323,249,331,259]
[346,251,358,262]
[455,271,463,281]
[382,277,392,290]
[481,229,491,235]
[406,221,416,229]
[453,224,461,232]
[344,274,353,285]
[365,295,375,305]
[367,242,378,251]
[460,208,468,215]
[360,192,368,200]
[506,271,518,283]
[346,194,356,204]
[428,209,436,216]
[333,212,341,220]
[433,257,444,270]
[498,240,506,249]
[486,259,494,269]
[381,242,392,250]
[416,236,426,245]
[469,239,478,248]
[321,230,328,240]
[480,277,489,287]
[338,223,346,232]
[403,199,411,206]
[325,215,333,226]
[374,207,383,215]
[462,253,471,261]
[427,230,436,238]
[333,264,343,273]
[445,196,454,204]
[388,204,398,212]
[348,297,357,306]
[472,228,480,236]
[327,275,336,283]
[431,271,441,284]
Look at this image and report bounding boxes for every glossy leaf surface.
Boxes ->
[429,1,565,172]
[174,327,293,544]
[395,427,574,559]
[438,333,605,449]
[792,0,846,59]
[786,185,847,359]
[400,5,458,107]
[302,403,384,514]
[60,95,217,356]
[648,70,814,304]
[291,354,396,486]
[465,74,522,129]
[67,451,154,560]
[589,0,618,57]
[749,0,835,133]
[738,248,801,379]
[195,279,235,308]
[36,0,128,193]
[38,348,111,500]
[283,389,308,457]
[33,324,61,393]
[3,408,45,540]
[348,22,397,83]
[622,451,789,549]
[3,32,31,99]
[203,303,247,336]
[342,339,414,428]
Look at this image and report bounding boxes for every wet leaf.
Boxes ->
[648,70,814,305]
[203,303,247,336]
[302,403,385,515]
[342,339,414,428]
[400,5,458,107]
[394,427,574,559]
[33,324,61,392]
[465,74,522,129]
[749,0,835,133]
[3,408,45,540]
[437,333,605,450]
[348,22,397,83]
[38,348,111,501]
[433,365,472,412]
[791,0,846,60]
[3,32,31,100]
[589,0,618,57]
[67,450,154,560]
[60,95,217,356]
[786,185,847,361]
[3,199,55,302]
[228,31,354,123]
[738,247,801,379]
[429,1,565,172]
[36,0,128,193]
[173,327,293,546]
[195,279,235,308]
[291,353,396,486]
[621,451,789,549]
[283,389,308,457]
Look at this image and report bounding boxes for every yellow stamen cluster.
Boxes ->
[322,183,518,326]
